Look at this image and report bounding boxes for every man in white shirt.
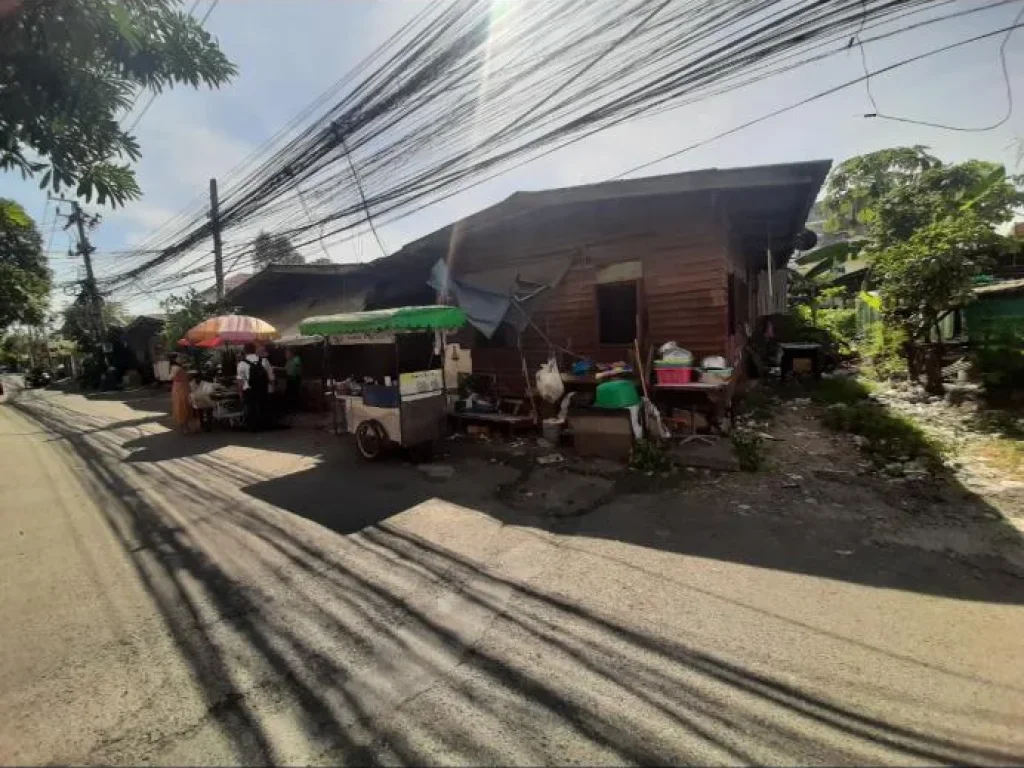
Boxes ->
[236,343,275,429]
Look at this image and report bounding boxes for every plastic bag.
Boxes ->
[643,397,671,440]
[659,341,693,364]
[557,391,576,421]
[535,357,565,404]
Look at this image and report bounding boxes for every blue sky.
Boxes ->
[2,0,1023,315]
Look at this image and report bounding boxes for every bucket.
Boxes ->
[542,417,564,444]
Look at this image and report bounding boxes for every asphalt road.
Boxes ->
[2,380,1023,766]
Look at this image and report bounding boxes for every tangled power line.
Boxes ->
[97,0,1024,304]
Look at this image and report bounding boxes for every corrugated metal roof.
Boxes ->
[975,278,1024,296]
[393,160,832,260]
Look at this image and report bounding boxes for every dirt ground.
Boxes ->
[451,388,1024,583]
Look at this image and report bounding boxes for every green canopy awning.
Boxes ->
[299,305,466,337]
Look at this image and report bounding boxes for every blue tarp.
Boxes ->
[428,259,510,338]
[428,256,571,339]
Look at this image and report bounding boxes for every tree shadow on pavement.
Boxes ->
[119,424,327,465]
[237,449,1024,606]
[81,387,174,414]
[12,398,1024,764]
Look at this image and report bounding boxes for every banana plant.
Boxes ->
[794,239,867,281]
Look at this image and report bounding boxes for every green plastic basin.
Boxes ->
[594,379,640,409]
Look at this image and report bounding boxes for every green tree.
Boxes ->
[821,146,939,235]
[159,288,226,348]
[0,0,236,206]
[870,214,1017,392]
[0,199,51,331]
[800,149,1023,390]
[0,329,44,368]
[808,149,1021,272]
[871,160,1021,248]
[251,231,304,270]
[60,296,126,348]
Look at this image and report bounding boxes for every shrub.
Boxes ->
[861,323,907,381]
[809,306,858,355]
[731,427,765,471]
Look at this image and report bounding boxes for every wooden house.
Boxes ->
[379,160,831,395]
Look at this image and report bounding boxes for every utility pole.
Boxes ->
[209,178,224,301]
[39,324,52,371]
[67,201,105,338]
[57,199,107,373]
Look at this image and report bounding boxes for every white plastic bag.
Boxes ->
[535,357,565,404]
[643,397,671,440]
[659,341,693,364]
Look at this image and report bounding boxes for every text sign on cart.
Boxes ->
[399,369,444,396]
[328,332,397,346]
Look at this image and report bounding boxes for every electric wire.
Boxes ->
[94,0,1018,304]
[865,0,1024,132]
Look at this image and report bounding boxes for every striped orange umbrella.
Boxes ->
[177,336,225,349]
[185,315,278,344]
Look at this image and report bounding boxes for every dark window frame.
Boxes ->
[596,280,639,346]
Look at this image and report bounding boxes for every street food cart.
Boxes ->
[179,314,280,429]
[299,305,466,459]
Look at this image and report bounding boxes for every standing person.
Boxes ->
[190,369,218,431]
[237,342,274,430]
[170,356,195,434]
[285,348,302,412]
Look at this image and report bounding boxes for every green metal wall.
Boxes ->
[965,294,1024,338]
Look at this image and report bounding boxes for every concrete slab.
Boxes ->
[670,437,740,471]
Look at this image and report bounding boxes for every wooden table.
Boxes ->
[652,380,734,443]
[450,410,535,435]
[779,342,823,380]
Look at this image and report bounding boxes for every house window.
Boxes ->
[597,281,638,345]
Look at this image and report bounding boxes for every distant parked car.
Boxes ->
[25,368,51,388]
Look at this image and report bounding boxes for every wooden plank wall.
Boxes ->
[466,219,731,398]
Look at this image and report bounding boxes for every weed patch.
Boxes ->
[807,376,874,406]
[731,428,765,471]
[629,439,673,473]
[821,401,945,466]
[970,438,1024,476]
[968,408,1024,441]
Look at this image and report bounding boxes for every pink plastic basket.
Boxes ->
[655,366,693,385]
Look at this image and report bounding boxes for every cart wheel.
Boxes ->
[355,419,388,460]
